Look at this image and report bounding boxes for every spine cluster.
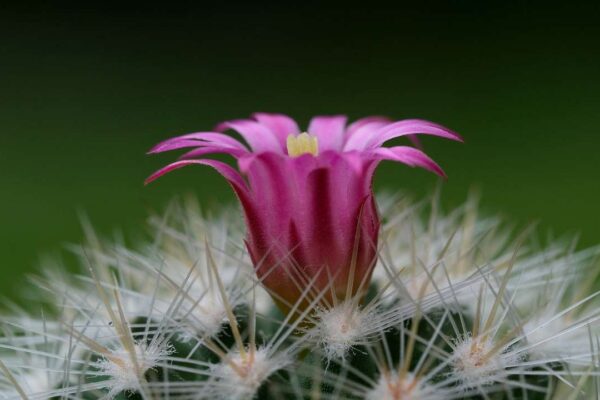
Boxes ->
[1,194,599,400]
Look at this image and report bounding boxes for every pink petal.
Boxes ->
[232,150,380,305]
[178,146,248,160]
[240,153,295,224]
[343,117,392,151]
[370,146,447,177]
[252,112,300,150]
[368,119,463,148]
[238,151,318,176]
[145,159,260,245]
[149,132,249,154]
[148,132,248,154]
[144,159,249,192]
[217,119,284,153]
[148,139,213,153]
[345,116,390,138]
[307,115,348,151]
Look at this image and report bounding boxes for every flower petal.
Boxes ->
[343,116,391,151]
[370,146,447,177]
[252,112,300,150]
[148,139,213,153]
[307,115,348,151]
[178,146,248,160]
[144,159,249,193]
[216,119,284,153]
[148,132,249,154]
[345,116,390,137]
[367,119,463,148]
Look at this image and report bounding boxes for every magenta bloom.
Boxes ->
[147,113,461,311]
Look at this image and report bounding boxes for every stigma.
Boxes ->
[286,132,319,157]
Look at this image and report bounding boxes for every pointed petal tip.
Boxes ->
[146,143,163,154]
[144,165,175,184]
[143,161,193,187]
[144,174,158,185]
[434,126,463,143]
[146,140,180,154]
[425,161,448,179]
[437,124,463,142]
[452,132,465,142]
[147,137,190,154]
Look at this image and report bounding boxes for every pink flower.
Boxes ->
[146,113,461,312]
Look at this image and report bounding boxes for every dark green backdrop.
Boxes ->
[1,3,599,301]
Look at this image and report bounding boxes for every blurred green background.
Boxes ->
[1,3,599,301]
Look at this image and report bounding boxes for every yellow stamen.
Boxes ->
[286,132,319,157]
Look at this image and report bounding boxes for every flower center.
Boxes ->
[286,132,319,157]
